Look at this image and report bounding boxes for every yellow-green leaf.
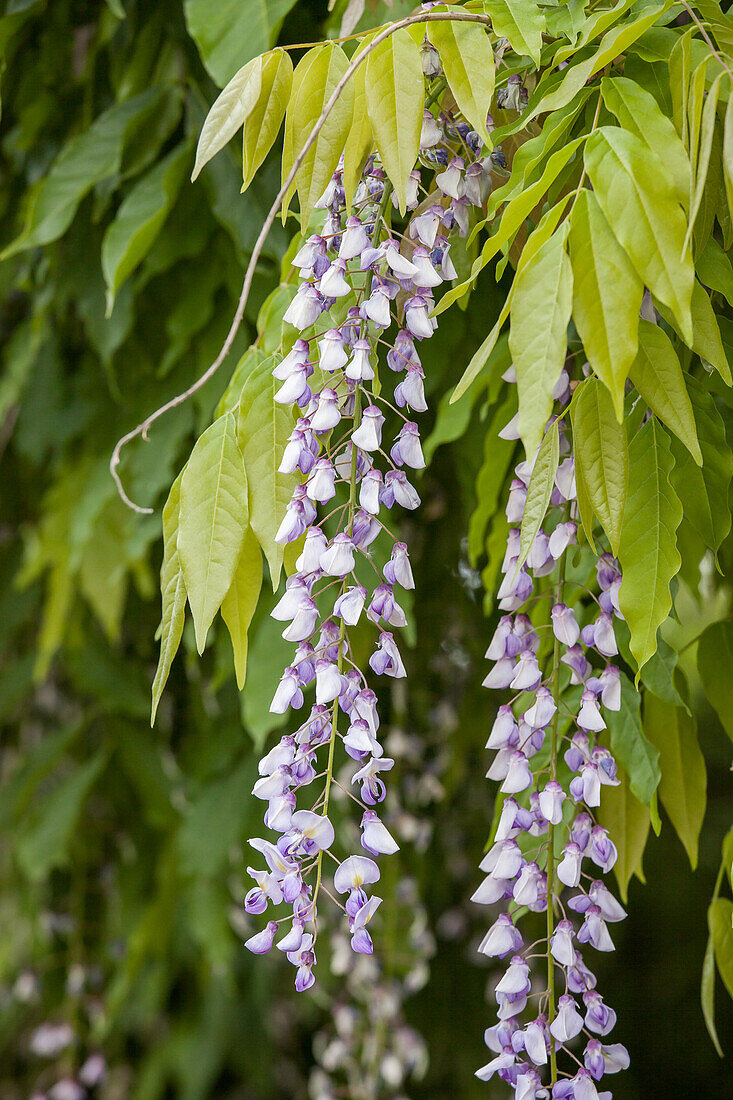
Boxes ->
[366,28,423,214]
[510,224,572,457]
[710,897,733,1001]
[568,189,643,415]
[192,55,264,181]
[179,414,249,653]
[584,126,694,344]
[151,472,187,725]
[237,355,298,590]
[221,526,263,690]
[698,620,733,744]
[242,49,293,194]
[629,320,701,464]
[644,691,706,868]
[618,418,682,672]
[430,19,495,144]
[571,377,628,555]
[597,763,650,903]
[281,43,353,227]
[482,0,546,66]
[516,421,559,574]
[600,75,690,210]
[343,40,374,210]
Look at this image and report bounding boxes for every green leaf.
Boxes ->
[724,93,733,224]
[184,0,297,87]
[568,189,643,415]
[342,40,373,210]
[510,224,572,456]
[686,73,723,251]
[241,49,293,194]
[102,141,190,313]
[16,752,107,882]
[151,475,187,725]
[643,692,706,868]
[430,19,494,144]
[629,320,702,465]
[606,671,661,806]
[1,90,158,258]
[571,377,628,555]
[657,282,732,383]
[468,391,517,565]
[617,622,685,708]
[481,0,546,66]
[517,421,559,573]
[597,762,651,903]
[701,928,725,1057]
[192,55,264,181]
[600,75,690,211]
[179,414,249,654]
[366,28,423,215]
[423,335,509,464]
[696,235,733,308]
[668,377,733,557]
[710,897,733,1001]
[697,620,733,743]
[282,43,353,227]
[618,418,682,672]
[584,126,694,344]
[237,354,298,590]
[220,527,262,690]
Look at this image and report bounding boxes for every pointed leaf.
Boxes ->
[192,55,264,180]
[685,73,723,251]
[606,671,661,805]
[179,414,249,653]
[702,928,725,1057]
[237,355,298,590]
[517,421,559,573]
[696,236,733,308]
[568,189,643,415]
[151,473,187,724]
[584,126,694,344]
[629,320,702,464]
[618,418,682,672]
[510,224,572,456]
[710,898,733,1001]
[600,75,689,210]
[221,527,263,690]
[343,41,374,210]
[668,377,733,556]
[597,763,651,903]
[571,377,628,555]
[365,28,423,214]
[481,0,546,65]
[184,0,297,87]
[643,692,706,868]
[1,90,158,258]
[430,19,495,144]
[281,43,353,227]
[102,141,190,312]
[242,49,293,194]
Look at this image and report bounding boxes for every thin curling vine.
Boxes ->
[110,0,733,1092]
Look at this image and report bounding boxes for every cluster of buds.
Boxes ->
[474,368,630,1099]
[243,87,491,988]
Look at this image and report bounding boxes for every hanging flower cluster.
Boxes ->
[474,369,630,1099]
[243,89,493,989]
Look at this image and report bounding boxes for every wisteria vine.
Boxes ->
[474,368,630,1099]
[242,64,493,994]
